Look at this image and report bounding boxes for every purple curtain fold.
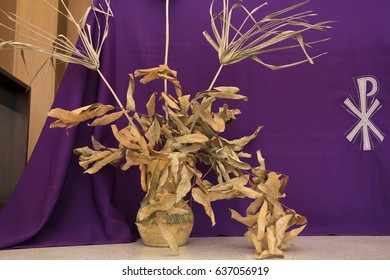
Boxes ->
[0,0,389,250]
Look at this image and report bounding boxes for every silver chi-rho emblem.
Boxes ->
[344,76,384,151]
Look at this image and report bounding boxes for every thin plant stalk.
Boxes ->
[97,69,132,123]
[208,64,224,91]
[164,0,170,93]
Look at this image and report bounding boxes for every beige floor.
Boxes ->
[0,236,389,260]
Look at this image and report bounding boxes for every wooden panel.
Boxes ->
[66,0,92,45]
[1,0,92,159]
[13,0,60,159]
[0,1,16,74]
[0,68,30,211]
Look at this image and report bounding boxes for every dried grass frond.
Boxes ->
[203,0,333,69]
[0,0,113,70]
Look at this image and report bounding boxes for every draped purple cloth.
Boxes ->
[0,0,389,249]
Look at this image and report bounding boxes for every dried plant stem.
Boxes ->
[208,64,224,91]
[164,0,170,93]
[97,68,132,123]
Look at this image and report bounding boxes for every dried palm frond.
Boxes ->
[0,0,132,121]
[0,0,112,70]
[204,0,333,88]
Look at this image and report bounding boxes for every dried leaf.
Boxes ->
[178,95,191,115]
[111,125,142,150]
[146,92,157,117]
[284,224,307,241]
[256,150,266,170]
[168,153,183,184]
[121,151,146,170]
[178,143,203,154]
[48,103,114,128]
[189,97,216,131]
[257,172,282,199]
[157,164,170,189]
[218,104,241,123]
[135,64,182,97]
[91,136,106,151]
[230,209,257,227]
[134,113,152,132]
[209,190,243,201]
[257,200,268,241]
[140,164,148,192]
[272,201,285,219]
[165,106,190,134]
[74,148,110,169]
[275,214,293,246]
[210,176,248,192]
[227,149,251,170]
[82,149,123,174]
[88,111,124,126]
[176,165,192,202]
[175,134,209,144]
[246,197,264,215]
[156,212,179,255]
[217,161,230,182]
[233,184,263,199]
[200,109,225,132]
[266,226,277,255]
[192,187,215,226]
[248,229,263,254]
[221,126,262,152]
[137,195,176,221]
[161,92,180,111]
[126,73,136,111]
[145,118,161,146]
[256,249,284,260]
[213,86,240,94]
[208,90,247,101]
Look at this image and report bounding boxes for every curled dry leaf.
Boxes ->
[48,103,115,128]
[192,187,215,226]
[256,200,268,241]
[145,118,162,146]
[146,92,157,117]
[174,134,209,144]
[218,104,241,123]
[74,147,123,174]
[91,136,106,151]
[126,73,136,111]
[200,109,225,132]
[137,195,176,221]
[220,126,262,152]
[257,172,283,199]
[156,212,179,255]
[178,95,191,115]
[210,176,248,193]
[230,209,257,227]
[88,111,124,126]
[161,92,180,111]
[176,165,192,202]
[135,64,182,97]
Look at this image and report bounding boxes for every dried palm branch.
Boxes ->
[0,0,132,121]
[0,0,112,70]
[204,0,333,89]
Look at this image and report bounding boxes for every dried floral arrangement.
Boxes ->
[0,0,332,259]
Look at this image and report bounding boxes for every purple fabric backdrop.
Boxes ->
[0,0,389,249]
